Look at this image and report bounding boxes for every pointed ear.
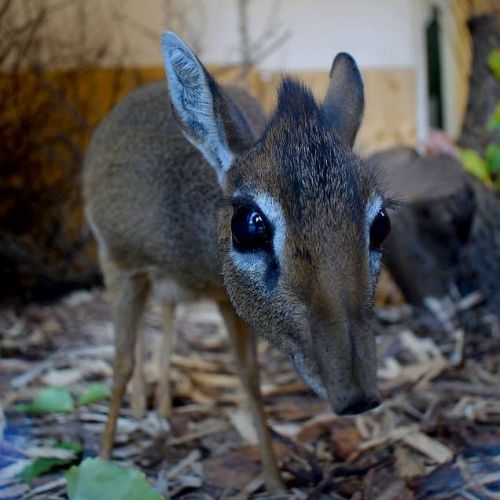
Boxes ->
[161,32,254,184]
[323,53,364,148]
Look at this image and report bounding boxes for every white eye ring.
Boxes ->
[365,196,383,248]
[232,191,287,260]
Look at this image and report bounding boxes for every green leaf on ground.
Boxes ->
[29,387,74,413]
[13,387,74,414]
[485,143,500,174]
[56,441,84,454]
[21,458,65,481]
[66,458,163,500]
[458,148,492,185]
[487,49,500,80]
[78,383,110,406]
[487,104,500,132]
[20,441,83,481]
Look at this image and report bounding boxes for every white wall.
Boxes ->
[195,0,417,71]
[11,0,418,72]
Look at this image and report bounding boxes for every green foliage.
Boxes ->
[13,382,111,414]
[66,458,163,500]
[458,144,500,191]
[21,458,65,481]
[485,144,500,174]
[460,49,500,192]
[78,383,110,406]
[487,104,500,132]
[487,49,500,80]
[20,441,83,481]
[16,387,74,414]
[458,149,492,185]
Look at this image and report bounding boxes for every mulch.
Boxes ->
[0,286,499,499]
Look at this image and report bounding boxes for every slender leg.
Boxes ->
[155,302,176,417]
[218,302,285,494]
[101,272,150,458]
[131,324,147,419]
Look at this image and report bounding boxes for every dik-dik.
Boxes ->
[83,32,392,492]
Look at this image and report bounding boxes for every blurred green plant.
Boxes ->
[66,458,163,500]
[487,49,500,79]
[458,149,492,186]
[15,387,74,414]
[20,441,83,481]
[487,104,500,132]
[13,382,110,414]
[458,48,500,192]
[78,382,111,406]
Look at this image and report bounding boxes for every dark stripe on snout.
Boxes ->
[264,255,280,292]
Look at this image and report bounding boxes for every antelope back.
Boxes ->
[83,81,266,296]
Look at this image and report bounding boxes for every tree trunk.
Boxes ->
[459,13,500,152]
[370,148,500,308]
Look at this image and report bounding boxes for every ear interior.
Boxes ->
[165,42,212,141]
[161,32,234,177]
[323,52,364,147]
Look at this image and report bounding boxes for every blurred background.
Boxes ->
[0,0,498,306]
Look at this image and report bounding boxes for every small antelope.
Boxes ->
[83,32,391,492]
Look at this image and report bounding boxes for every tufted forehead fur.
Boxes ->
[227,79,380,272]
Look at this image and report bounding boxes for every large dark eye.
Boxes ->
[231,206,269,251]
[370,208,391,250]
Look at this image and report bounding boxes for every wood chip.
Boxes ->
[22,477,66,499]
[171,353,222,373]
[167,449,201,479]
[41,368,82,386]
[395,447,426,478]
[24,446,76,460]
[0,460,31,480]
[169,420,229,446]
[402,431,453,464]
[190,372,239,389]
[228,408,257,444]
[0,482,30,499]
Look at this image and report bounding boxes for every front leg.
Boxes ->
[218,302,285,494]
[101,272,150,458]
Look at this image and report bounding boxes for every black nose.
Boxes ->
[337,396,380,416]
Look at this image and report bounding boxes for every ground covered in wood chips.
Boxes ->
[0,288,499,499]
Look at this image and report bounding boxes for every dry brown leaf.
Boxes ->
[203,448,260,491]
[295,411,337,443]
[331,425,363,460]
